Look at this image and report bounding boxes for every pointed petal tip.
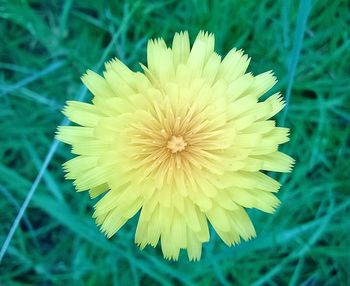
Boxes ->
[80,69,93,81]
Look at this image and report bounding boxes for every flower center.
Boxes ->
[167,136,187,153]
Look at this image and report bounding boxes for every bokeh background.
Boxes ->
[1,0,349,285]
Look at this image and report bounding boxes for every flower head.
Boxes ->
[56,31,294,261]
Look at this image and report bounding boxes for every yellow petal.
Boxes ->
[172,31,190,66]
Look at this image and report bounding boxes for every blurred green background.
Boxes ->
[1,0,349,285]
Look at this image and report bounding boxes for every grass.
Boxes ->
[0,0,349,285]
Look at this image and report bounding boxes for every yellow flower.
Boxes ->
[56,31,294,261]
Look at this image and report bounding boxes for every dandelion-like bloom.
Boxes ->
[57,31,294,261]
